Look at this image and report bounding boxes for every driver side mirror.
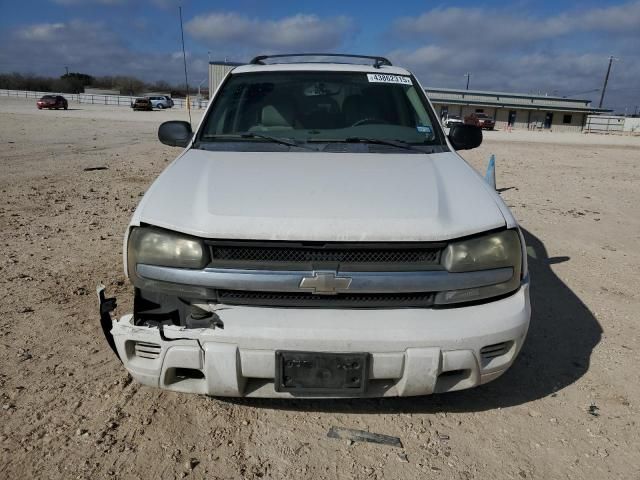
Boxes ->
[448,124,482,150]
[158,121,193,148]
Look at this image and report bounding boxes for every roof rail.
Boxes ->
[249,53,392,68]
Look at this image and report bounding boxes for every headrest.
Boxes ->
[261,103,293,128]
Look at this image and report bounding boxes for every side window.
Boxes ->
[206,83,249,135]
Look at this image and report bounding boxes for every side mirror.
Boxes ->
[448,124,482,150]
[158,121,193,147]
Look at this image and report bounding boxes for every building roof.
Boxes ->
[426,86,593,104]
[209,60,244,66]
[426,87,611,113]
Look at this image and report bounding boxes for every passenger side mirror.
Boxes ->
[448,124,482,150]
[158,121,193,148]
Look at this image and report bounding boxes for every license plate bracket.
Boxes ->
[275,351,369,394]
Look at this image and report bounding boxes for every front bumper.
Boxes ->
[103,283,530,398]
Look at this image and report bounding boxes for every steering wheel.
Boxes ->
[350,117,391,127]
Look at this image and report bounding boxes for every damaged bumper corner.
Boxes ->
[96,283,120,360]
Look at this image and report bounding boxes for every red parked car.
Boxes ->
[37,95,68,110]
[464,112,495,130]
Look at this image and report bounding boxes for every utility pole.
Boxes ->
[65,66,69,76]
[178,6,192,125]
[598,56,618,108]
[464,72,471,90]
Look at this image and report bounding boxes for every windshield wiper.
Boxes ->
[344,137,427,152]
[240,132,319,151]
[200,133,319,151]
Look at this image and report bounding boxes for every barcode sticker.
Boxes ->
[366,73,412,85]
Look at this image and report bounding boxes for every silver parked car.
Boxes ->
[147,96,173,109]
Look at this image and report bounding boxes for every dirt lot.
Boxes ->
[1,96,639,479]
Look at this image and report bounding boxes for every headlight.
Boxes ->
[436,230,522,305]
[442,229,521,272]
[128,227,208,271]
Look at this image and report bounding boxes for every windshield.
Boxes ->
[198,71,446,151]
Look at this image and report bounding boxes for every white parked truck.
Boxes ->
[98,54,530,398]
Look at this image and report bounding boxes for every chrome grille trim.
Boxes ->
[136,264,514,295]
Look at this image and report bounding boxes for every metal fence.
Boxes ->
[585,115,625,134]
[0,88,209,109]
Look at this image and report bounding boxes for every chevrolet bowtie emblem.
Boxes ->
[299,272,352,295]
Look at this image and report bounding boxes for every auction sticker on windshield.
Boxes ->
[367,73,412,85]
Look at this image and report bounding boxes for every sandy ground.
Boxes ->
[1,95,639,479]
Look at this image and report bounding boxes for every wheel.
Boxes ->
[156,104,164,109]
[64,104,68,110]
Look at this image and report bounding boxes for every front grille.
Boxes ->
[213,246,438,263]
[208,241,442,271]
[217,290,435,308]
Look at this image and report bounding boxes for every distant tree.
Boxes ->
[0,72,55,91]
[0,70,183,96]
[60,72,95,93]
[148,80,172,93]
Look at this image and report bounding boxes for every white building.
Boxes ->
[426,88,610,132]
[208,60,243,98]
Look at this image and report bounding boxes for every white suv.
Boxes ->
[99,54,530,398]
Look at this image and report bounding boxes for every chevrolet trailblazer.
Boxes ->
[98,54,530,398]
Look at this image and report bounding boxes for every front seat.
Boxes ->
[250,94,297,131]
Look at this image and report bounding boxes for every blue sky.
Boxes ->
[1,0,638,112]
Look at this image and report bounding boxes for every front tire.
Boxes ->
[156,104,164,109]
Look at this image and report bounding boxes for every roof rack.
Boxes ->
[249,53,392,69]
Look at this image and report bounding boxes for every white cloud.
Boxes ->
[186,12,354,51]
[392,1,640,47]
[387,2,640,111]
[18,23,66,41]
[0,20,207,85]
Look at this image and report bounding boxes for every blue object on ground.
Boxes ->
[485,154,496,189]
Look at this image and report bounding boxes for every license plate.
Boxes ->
[275,351,369,394]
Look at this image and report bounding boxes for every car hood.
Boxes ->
[133,149,506,241]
